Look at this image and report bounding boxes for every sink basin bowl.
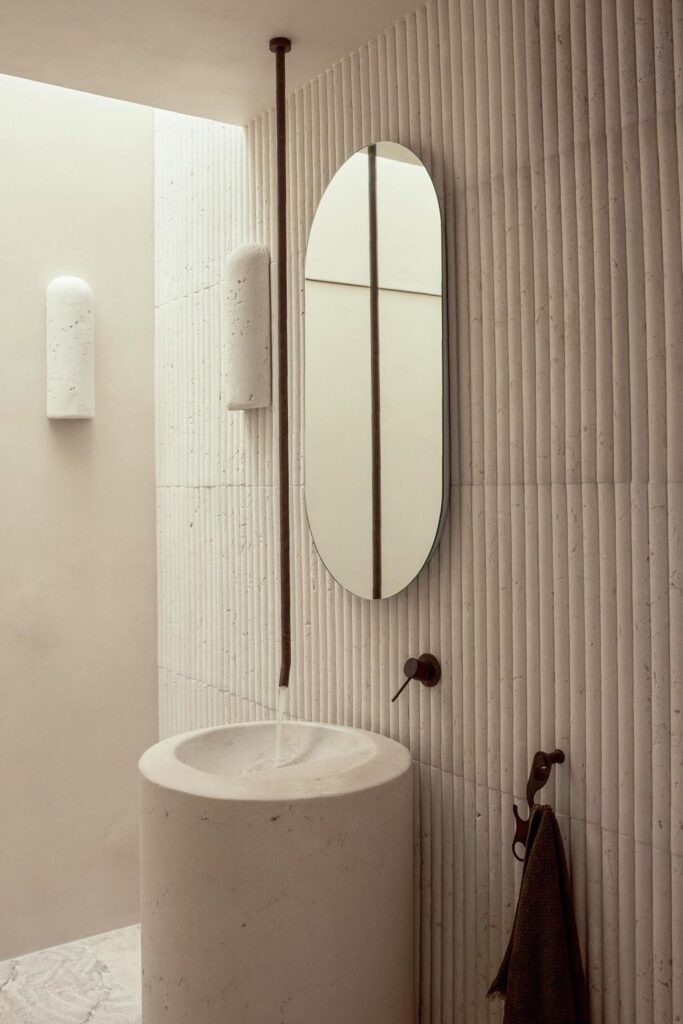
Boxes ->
[150,719,404,799]
[139,721,413,1024]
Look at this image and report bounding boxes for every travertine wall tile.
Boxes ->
[155,1,682,1020]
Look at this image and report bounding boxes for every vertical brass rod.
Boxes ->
[270,36,292,686]
[368,144,381,599]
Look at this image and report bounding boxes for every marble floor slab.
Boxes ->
[0,925,141,1024]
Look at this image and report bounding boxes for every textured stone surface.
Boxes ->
[0,926,141,1023]
[154,2,683,1020]
[139,722,413,1023]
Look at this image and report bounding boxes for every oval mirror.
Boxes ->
[304,141,448,600]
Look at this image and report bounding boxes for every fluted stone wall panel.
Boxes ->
[155,2,682,1020]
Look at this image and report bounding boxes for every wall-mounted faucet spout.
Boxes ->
[269,36,292,688]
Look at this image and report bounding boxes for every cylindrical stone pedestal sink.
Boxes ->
[139,721,413,1024]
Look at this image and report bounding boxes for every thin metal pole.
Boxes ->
[269,36,292,687]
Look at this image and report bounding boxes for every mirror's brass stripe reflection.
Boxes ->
[368,143,381,600]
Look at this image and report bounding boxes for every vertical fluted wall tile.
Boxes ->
[155,1,682,1019]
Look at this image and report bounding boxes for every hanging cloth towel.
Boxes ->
[488,805,591,1024]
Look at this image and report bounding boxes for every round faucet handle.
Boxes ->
[392,654,441,702]
[403,654,440,685]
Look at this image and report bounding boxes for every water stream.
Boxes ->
[274,686,287,766]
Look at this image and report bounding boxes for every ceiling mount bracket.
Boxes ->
[269,37,292,54]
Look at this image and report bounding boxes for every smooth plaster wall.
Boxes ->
[0,74,157,959]
[155,0,682,1019]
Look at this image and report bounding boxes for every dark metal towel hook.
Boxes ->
[512,749,565,861]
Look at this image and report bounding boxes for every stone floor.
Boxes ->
[0,926,141,1023]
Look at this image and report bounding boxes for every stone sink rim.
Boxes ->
[139,720,412,804]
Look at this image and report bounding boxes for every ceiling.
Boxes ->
[0,0,420,125]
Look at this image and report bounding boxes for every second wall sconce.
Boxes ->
[225,243,271,410]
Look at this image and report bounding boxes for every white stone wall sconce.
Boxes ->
[46,276,95,419]
[225,243,271,410]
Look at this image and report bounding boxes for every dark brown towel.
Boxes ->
[488,805,591,1024]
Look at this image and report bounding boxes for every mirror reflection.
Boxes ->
[305,142,447,600]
